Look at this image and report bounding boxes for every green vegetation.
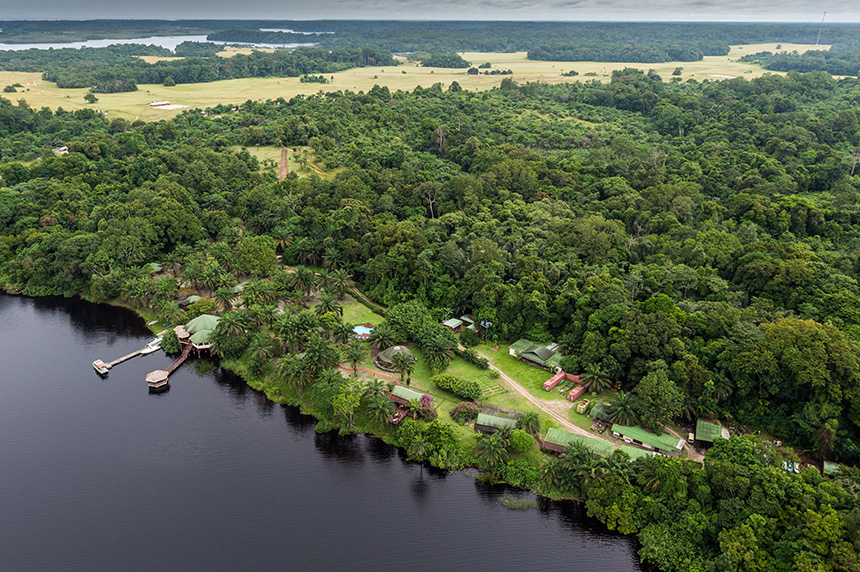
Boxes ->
[740,49,860,76]
[4,34,860,569]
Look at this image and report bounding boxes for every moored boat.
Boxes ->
[139,336,163,355]
[92,359,110,375]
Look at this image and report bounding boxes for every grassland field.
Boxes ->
[0,43,829,122]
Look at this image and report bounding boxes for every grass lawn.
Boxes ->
[1,43,830,122]
[339,295,384,327]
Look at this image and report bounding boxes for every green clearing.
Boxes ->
[1,43,830,122]
[479,344,571,402]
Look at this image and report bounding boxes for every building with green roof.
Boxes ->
[823,461,841,477]
[508,339,562,371]
[442,318,463,331]
[695,419,723,443]
[475,412,517,434]
[389,385,429,407]
[590,402,612,423]
[185,314,220,334]
[542,428,615,457]
[611,424,684,454]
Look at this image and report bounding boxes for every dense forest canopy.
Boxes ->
[3,34,860,569]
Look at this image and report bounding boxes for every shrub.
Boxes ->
[432,373,482,401]
[450,402,479,423]
[454,347,489,369]
[186,298,219,319]
[163,76,176,86]
[161,328,181,354]
[459,328,481,348]
[508,429,534,452]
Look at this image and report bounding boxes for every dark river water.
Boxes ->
[0,295,648,572]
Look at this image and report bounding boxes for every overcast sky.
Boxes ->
[0,1,857,22]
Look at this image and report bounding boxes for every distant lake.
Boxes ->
[0,295,649,572]
[0,35,315,52]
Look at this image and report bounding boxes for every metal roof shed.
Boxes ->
[695,419,723,443]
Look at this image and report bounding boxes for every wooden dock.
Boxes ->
[147,344,192,389]
[106,349,143,368]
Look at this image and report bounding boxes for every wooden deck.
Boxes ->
[167,344,192,374]
[106,349,143,368]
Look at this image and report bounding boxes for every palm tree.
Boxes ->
[407,434,429,461]
[516,412,541,436]
[366,395,395,428]
[330,268,352,300]
[712,373,734,402]
[315,290,343,318]
[302,334,341,379]
[368,322,396,351]
[248,333,276,375]
[322,247,343,271]
[276,355,306,393]
[344,339,368,377]
[216,311,250,337]
[475,433,509,469]
[242,279,263,307]
[391,351,417,384]
[332,322,354,346]
[290,266,318,304]
[606,391,640,426]
[495,426,513,448]
[317,269,332,291]
[364,379,388,401]
[214,286,235,311]
[580,363,612,394]
[158,301,185,326]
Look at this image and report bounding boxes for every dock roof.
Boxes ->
[612,424,684,451]
[695,419,722,443]
[476,412,517,430]
[543,428,615,457]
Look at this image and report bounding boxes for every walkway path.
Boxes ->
[336,364,398,382]
[278,147,289,180]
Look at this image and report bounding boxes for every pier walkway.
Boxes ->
[167,345,192,374]
[107,349,143,368]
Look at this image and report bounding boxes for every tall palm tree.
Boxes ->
[391,351,417,384]
[330,268,353,300]
[407,434,429,461]
[580,363,612,394]
[475,433,509,469]
[344,339,368,377]
[606,391,640,426]
[516,412,541,436]
[366,395,395,429]
[216,311,250,337]
[368,322,397,351]
[712,373,734,402]
[290,266,318,303]
[214,286,235,312]
[302,334,341,379]
[364,379,387,401]
[248,333,276,375]
[322,247,343,271]
[332,322,354,347]
[276,355,305,393]
[314,290,343,318]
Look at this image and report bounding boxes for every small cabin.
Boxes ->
[475,412,516,434]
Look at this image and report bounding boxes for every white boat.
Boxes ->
[140,336,163,355]
[92,359,110,375]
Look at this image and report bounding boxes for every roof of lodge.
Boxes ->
[696,419,723,443]
[185,313,220,334]
[543,428,615,457]
[611,424,684,451]
[476,412,517,430]
[621,445,655,460]
[391,385,426,403]
[442,318,463,329]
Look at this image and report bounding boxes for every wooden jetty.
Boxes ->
[147,344,192,390]
[107,349,143,368]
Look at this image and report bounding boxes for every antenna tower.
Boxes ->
[816,11,827,45]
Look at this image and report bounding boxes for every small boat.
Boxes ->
[140,336,163,355]
[92,359,110,375]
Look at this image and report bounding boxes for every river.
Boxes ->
[0,35,314,51]
[0,295,648,572]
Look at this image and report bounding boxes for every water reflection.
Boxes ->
[314,431,366,465]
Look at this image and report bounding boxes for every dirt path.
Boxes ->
[278,147,289,180]
[349,285,385,310]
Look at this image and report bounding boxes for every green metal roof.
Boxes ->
[476,413,517,430]
[696,419,722,443]
[185,313,220,333]
[391,385,425,403]
[611,424,683,451]
[544,428,615,457]
[509,339,534,352]
[190,330,212,344]
[442,318,463,328]
[620,445,655,460]
[823,461,840,476]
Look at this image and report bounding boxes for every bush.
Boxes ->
[161,328,181,354]
[454,347,489,369]
[3,85,16,93]
[186,298,219,319]
[163,76,176,86]
[508,429,534,452]
[432,373,482,401]
[459,328,481,347]
[450,401,479,423]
